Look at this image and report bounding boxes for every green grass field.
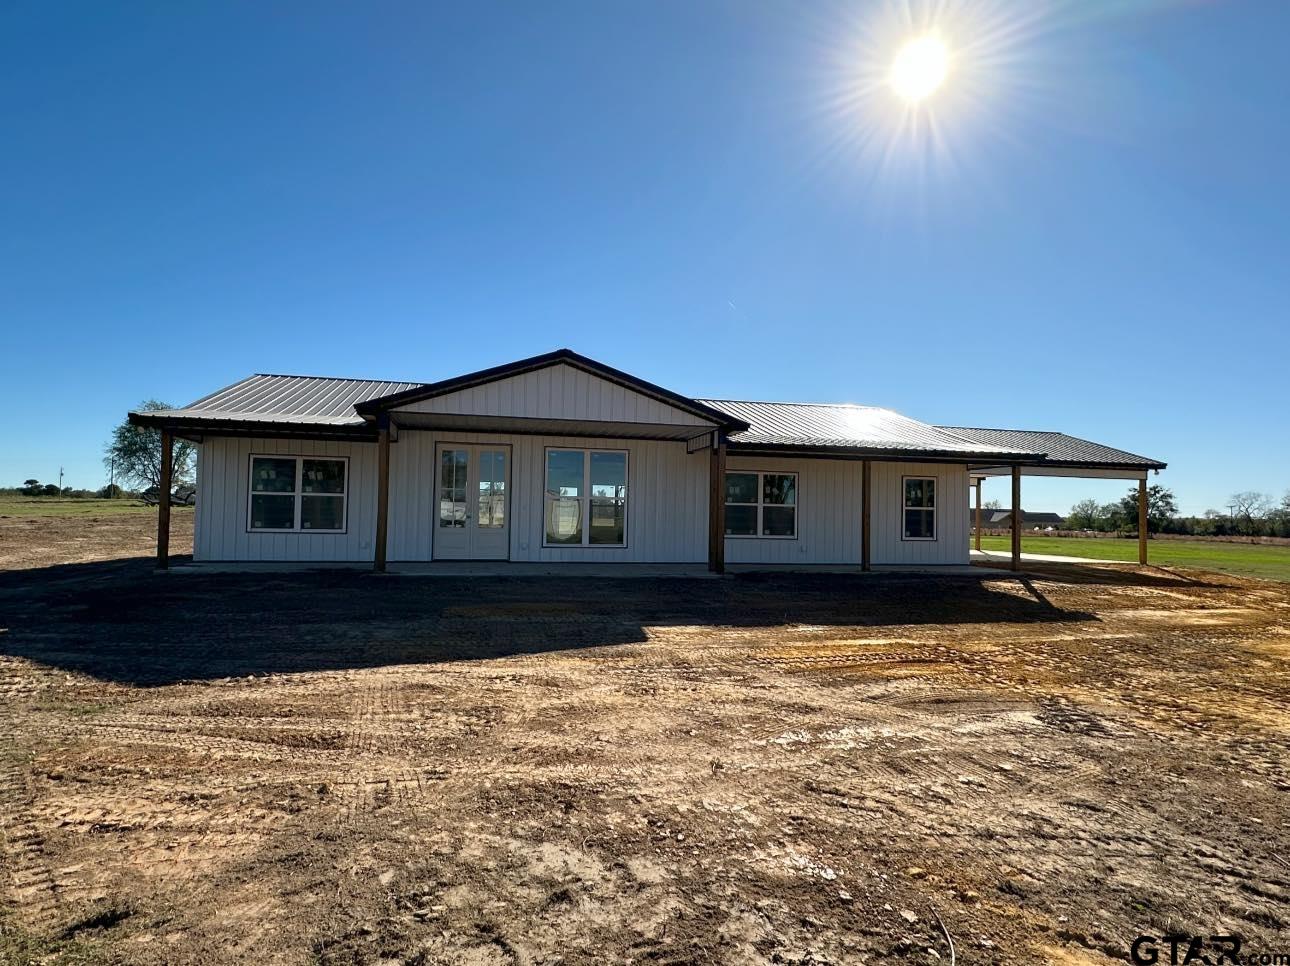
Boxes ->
[979,534,1290,582]
[0,493,190,518]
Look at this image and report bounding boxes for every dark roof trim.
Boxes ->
[353,348,749,431]
[128,411,378,441]
[726,441,1048,463]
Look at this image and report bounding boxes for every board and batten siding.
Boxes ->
[723,455,865,565]
[387,431,708,563]
[869,461,970,566]
[193,437,380,562]
[194,435,971,566]
[396,362,712,426]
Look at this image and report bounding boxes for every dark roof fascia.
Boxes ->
[725,441,1049,463]
[128,411,378,442]
[969,458,1168,472]
[352,348,750,432]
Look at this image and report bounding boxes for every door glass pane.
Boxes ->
[301,495,344,530]
[302,459,345,494]
[725,472,758,504]
[762,506,795,536]
[545,450,584,496]
[439,449,467,528]
[725,505,757,536]
[250,493,295,529]
[545,497,583,544]
[477,450,506,528]
[251,457,297,493]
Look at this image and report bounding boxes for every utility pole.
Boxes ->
[58,466,64,493]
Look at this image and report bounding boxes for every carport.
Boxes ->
[936,427,1169,572]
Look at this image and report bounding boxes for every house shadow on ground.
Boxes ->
[0,555,1202,688]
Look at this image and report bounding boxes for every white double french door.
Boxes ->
[432,443,511,560]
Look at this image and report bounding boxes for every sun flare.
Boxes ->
[889,35,949,103]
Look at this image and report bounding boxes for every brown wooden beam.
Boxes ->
[1010,465,1021,572]
[1138,477,1148,566]
[709,437,726,573]
[974,479,982,552]
[374,418,391,572]
[861,459,872,572]
[156,429,173,570]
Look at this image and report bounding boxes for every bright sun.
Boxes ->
[889,35,949,103]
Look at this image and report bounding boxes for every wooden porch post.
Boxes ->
[1138,477,1149,565]
[1010,465,1022,572]
[156,429,173,570]
[708,435,726,573]
[861,460,872,572]
[374,416,390,573]
[974,478,983,552]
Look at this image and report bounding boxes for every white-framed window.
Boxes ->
[725,471,797,538]
[543,448,628,547]
[248,455,348,533]
[902,476,936,541]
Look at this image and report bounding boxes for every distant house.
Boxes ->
[973,510,1065,529]
[129,349,1165,572]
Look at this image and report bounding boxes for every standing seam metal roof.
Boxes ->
[936,426,1166,468]
[145,374,426,426]
[697,399,1036,456]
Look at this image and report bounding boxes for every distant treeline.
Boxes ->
[3,482,143,499]
[1061,486,1290,539]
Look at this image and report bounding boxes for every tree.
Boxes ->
[103,401,196,494]
[1228,491,1272,535]
[98,483,123,499]
[21,478,42,496]
[1117,485,1177,534]
[1067,499,1102,530]
[1100,502,1126,532]
[984,499,1001,510]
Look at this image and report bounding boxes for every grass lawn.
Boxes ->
[0,494,189,518]
[979,534,1290,582]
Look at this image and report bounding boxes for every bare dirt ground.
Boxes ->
[1,515,1288,965]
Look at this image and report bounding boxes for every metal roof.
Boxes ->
[937,426,1166,469]
[126,364,1164,471]
[135,374,425,428]
[698,400,1040,459]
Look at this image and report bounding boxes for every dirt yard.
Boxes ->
[1,514,1288,965]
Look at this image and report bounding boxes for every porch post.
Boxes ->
[1138,477,1148,565]
[156,428,172,570]
[1010,465,1021,572]
[861,460,872,572]
[708,434,726,573]
[374,415,390,573]
[974,478,982,552]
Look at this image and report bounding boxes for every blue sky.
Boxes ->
[1,1,1286,515]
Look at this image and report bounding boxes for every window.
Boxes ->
[725,471,797,538]
[903,476,936,540]
[249,455,347,532]
[544,449,628,547]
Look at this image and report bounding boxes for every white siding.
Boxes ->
[870,461,970,566]
[194,436,971,567]
[387,431,708,563]
[396,363,711,427]
[193,437,380,562]
[723,455,864,565]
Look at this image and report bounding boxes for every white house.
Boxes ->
[130,349,1165,572]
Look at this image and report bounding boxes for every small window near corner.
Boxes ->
[903,476,936,540]
[249,455,347,533]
